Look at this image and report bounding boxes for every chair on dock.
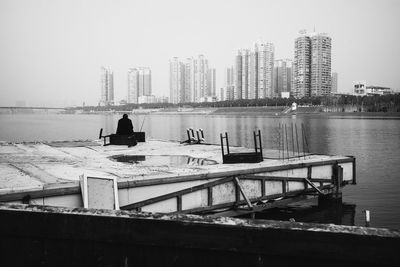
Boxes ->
[180,128,206,145]
[99,128,145,146]
[220,130,263,164]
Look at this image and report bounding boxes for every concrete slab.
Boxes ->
[0,139,353,196]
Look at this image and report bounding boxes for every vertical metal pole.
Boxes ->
[285,124,289,160]
[278,123,281,160]
[301,124,306,159]
[291,123,295,158]
[258,130,263,158]
[220,133,224,156]
[302,123,310,154]
[253,131,257,154]
[225,132,230,154]
[295,123,300,158]
[282,124,285,161]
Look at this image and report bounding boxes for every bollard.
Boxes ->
[365,210,370,227]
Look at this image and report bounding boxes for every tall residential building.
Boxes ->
[184,58,195,103]
[248,49,258,99]
[100,66,114,106]
[293,31,311,98]
[127,67,152,104]
[169,55,215,103]
[225,66,235,100]
[331,72,338,93]
[257,43,275,98]
[310,33,332,96]
[241,49,250,99]
[273,59,293,97]
[169,57,185,104]
[195,55,209,102]
[127,68,139,104]
[293,30,332,98]
[234,42,274,100]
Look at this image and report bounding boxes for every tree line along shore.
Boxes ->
[74,94,400,114]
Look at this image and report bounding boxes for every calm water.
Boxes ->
[0,112,399,230]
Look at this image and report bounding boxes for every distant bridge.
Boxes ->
[0,106,67,110]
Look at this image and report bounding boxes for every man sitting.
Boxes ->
[117,114,134,135]
[115,114,137,147]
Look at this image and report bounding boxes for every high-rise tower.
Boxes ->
[257,43,274,98]
[100,67,114,106]
[234,43,274,100]
[293,31,311,98]
[169,57,185,104]
[311,33,332,96]
[293,30,332,98]
[169,55,215,103]
[127,67,152,104]
[273,59,293,97]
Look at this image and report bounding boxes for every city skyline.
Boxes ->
[1,0,399,106]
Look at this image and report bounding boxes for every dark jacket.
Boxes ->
[116,117,134,135]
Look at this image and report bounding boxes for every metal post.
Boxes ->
[220,133,224,156]
[253,131,257,154]
[258,130,263,158]
[291,123,295,158]
[295,123,300,158]
[285,124,289,160]
[282,124,285,161]
[225,132,230,154]
[278,123,281,160]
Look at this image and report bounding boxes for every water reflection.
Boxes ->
[242,202,356,226]
[110,154,218,166]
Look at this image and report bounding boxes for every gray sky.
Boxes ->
[0,0,399,107]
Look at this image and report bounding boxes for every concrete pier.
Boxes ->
[0,203,399,267]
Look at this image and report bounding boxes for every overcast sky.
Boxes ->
[0,0,399,107]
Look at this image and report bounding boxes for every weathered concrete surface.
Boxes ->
[0,203,399,267]
[0,139,351,193]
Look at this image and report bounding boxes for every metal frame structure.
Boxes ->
[120,164,345,216]
[220,130,263,164]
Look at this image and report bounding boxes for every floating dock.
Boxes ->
[0,139,355,215]
[1,139,400,266]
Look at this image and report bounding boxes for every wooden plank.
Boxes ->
[121,176,234,210]
[303,178,324,195]
[234,177,253,210]
[243,175,330,183]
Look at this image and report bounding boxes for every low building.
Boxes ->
[353,81,392,96]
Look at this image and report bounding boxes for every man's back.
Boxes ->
[116,117,134,135]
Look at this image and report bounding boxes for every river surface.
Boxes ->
[0,112,399,230]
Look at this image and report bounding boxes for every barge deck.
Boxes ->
[0,139,355,215]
